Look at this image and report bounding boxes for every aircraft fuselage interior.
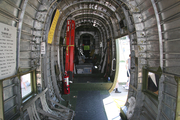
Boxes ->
[0,0,180,120]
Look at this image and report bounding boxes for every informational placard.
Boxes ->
[100,42,103,47]
[0,23,17,80]
[41,42,45,54]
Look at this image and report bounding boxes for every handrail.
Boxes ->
[111,58,116,71]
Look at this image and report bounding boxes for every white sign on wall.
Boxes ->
[41,42,46,54]
[0,23,17,80]
[100,42,103,47]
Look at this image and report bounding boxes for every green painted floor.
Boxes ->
[73,73,107,83]
[61,71,124,120]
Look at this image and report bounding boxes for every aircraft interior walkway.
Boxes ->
[62,72,127,120]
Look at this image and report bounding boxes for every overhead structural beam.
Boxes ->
[75,17,110,37]
[58,12,114,41]
[59,1,117,13]
[75,21,105,45]
[56,0,122,39]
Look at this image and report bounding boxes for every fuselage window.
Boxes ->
[147,72,159,95]
[21,73,32,98]
[142,68,161,97]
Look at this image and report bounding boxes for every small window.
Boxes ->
[142,68,162,97]
[147,72,159,95]
[21,73,32,98]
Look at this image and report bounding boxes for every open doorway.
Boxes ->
[110,35,130,110]
[118,35,131,87]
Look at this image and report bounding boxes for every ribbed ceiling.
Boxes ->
[56,0,126,39]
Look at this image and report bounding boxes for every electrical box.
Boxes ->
[76,64,93,74]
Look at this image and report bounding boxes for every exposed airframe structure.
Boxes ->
[0,0,179,120]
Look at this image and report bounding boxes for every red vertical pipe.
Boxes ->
[65,20,71,73]
[69,20,75,72]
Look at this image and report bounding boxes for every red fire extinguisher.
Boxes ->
[63,75,70,94]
